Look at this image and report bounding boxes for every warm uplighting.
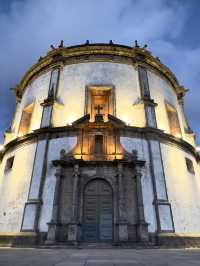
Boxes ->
[196,146,200,152]
[0,144,4,151]
[18,133,23,137]
[175,133,181,138]
[121,116,130,125]
[66,115,76,125]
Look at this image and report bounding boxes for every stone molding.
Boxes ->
[1,125,199,163]
[14,43,187,100]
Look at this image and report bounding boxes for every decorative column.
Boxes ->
[117,162,128,242]
[46,164,63,243]
[138,65,157,128]
[68,163,80,243]
[137,65,174,233]
[133,152,149,242]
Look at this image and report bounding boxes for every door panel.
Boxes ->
[83,180,113,243]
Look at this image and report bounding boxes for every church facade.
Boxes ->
[0,42,200,247]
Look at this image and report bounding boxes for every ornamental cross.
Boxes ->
[95,105,103,115]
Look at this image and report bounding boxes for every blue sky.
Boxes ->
[0,0,199,144]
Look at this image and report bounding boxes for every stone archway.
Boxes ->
[83,179,113,243]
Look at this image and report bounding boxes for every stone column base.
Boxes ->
[68,223,79,242]
[136,222,149,242]
[118,223,128,242]
[46,222,61,244]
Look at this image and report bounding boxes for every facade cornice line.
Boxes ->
[15,44,186,99]
[0,126,199,162]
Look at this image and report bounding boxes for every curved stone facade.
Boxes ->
[0,43,199,247]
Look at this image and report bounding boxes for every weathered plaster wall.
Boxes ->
[39,136,77,232]
[148,70,195,146]
[120,137,156,232]
[161,143,200,233]
[0,143,37,232]
[52,62,145,127]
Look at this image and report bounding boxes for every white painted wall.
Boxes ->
[39,136,77,232]
[148,70,195,146]
[120,137,157,232]
[0,143,37,232]
[161,143,200,233]
[52,62,145,127]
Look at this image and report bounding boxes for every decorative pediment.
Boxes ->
[71,113,126,129]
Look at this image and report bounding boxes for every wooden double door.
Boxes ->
[83,179,113,243]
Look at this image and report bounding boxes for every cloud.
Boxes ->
[0,0,199,143]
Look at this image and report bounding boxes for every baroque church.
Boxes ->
[0,41,200,247]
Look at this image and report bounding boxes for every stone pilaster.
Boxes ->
[148,140,174,233]
[68,163,80,243]
[21,134,49,232]
[117,162,128,242]
[134,161,149,242]
[40,67,60,128]
[137,65,157,128]
[137,65,174,233]
[46,165,63,243]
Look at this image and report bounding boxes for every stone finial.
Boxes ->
[59,40,64,48]
[38,56,43,62]
[134,40,140,48]
[109,40,113,44]
[143,44,148,49]
[85,40,90,45]
[132,149,138,160]
[60,149,66,159]
[50,44,55,50]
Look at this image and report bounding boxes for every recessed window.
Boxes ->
[4,156,14,173]
[165,102,181,137]
[18,103,34,135]
[185,158,195,174]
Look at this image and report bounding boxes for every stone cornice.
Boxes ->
[0,125,199,162]
[15,43,187,99]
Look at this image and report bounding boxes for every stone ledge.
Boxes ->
[0,232,46,247]
[156,233,200,248]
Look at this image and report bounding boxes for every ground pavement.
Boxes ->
[0,247,200,266]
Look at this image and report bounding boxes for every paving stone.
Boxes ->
[1,248,200,266]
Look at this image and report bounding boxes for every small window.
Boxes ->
[165,102,181,137]
[18,103,34,135]
[94,135,103,154]
[5,156,14,173]
[185,158,195,174]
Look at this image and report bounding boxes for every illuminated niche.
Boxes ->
[85,85,115,122]
[18,103,34,135]
[165,101,181,137]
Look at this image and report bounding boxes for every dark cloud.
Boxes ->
[0,0,199,144]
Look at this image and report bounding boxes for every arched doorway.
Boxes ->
[83,179,113,243]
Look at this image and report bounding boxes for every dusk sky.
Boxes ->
[0,0,199,144]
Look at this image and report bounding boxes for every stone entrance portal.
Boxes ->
[83,179,113,243]
[46,148,149,246]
